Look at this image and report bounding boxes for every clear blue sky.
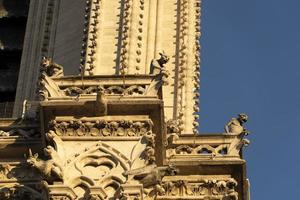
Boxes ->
[200,0,300,199]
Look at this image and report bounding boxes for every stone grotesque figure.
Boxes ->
[149,51,169,75]
[145,51,170,96]
[38,57,65,100]
[224,113,249,134]
[123,164,179,195]
[26,148,64,183]
[224,113,250,156]
[40,57,64,78]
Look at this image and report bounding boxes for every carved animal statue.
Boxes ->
[146,51,170,95]
[41,57,64,78]
[224,113,249,135]
[150,51,169,75]
[225,114,251,156]
[123,164,178,194]
[26,149,64,183]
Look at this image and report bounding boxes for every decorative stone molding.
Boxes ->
[166,134,248,161]
[26,129,133,199]
[47,185,77,200]
[120,0,133,74]
[63,84,146,97]
[119,184,143,200]
[156,176,238,199]
[48,117,153,139]
[81,0,102,76]
[37,75,160,100]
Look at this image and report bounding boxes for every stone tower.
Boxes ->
[0,0,250,199]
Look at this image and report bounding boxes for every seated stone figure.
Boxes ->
[149,51,169,75]
[224,113,249,135]
[41,57,64,78]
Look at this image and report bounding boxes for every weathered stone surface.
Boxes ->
[1,0,251,199]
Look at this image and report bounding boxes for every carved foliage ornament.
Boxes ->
[63,85,146,97]
[160,178,238,199]
[49,119,153,138]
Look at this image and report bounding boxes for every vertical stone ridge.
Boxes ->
[176,0,188,133]
[174,0,201,134]
[120,0,133,75]
[36,0,60,100]
[145,0,157,73]
[41,0,56,56]
[193,0,202,134]
[127,0,143,74]
[82,0,101,76]
[183,0,195,133]
[133,0,145,73]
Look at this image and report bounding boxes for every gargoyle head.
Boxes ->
[41,57,51,68]
[166,165,179,176]
[238,113,248,123]
[159,51,169,64]
[26,149,39,167]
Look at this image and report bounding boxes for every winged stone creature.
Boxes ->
[123,164,178,195]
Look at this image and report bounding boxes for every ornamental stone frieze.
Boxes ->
[37,71,162,101]
[48,116,153,139]
[157,176,239,200]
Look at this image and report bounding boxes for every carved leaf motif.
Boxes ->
[48,119,152,138]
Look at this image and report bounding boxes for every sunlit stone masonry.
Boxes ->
[0,0,250,199]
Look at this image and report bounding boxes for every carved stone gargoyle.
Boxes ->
[40,57,64,78]
[26,148,64,183]
[123,164,179,195]
[224,113,250,157]
[38,57,65,100]
[145,51,170,96]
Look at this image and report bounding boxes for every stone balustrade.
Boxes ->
[166,134,248,162]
